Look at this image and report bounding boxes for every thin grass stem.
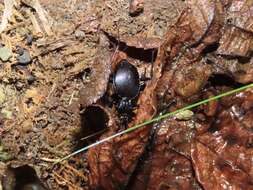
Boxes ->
[54,83,253,164]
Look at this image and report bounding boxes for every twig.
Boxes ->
[21,0,53,35]
[40,157,59,163]
[68,90,76,106]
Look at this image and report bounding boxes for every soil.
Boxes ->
[0,0,253,190]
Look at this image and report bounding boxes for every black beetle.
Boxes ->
[113,60,140,114]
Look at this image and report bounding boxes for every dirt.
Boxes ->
[0,0,253,190]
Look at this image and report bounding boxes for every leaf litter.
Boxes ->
[0,0,253,189]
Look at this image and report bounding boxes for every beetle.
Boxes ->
[113,60,140,115]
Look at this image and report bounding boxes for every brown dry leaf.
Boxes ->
[233,58,253,83]
[206,54,253,84]
[145,119,201,190]
[102,31,162,50]
[202,90,219,117]
[79,34,111,107]
[192,89,253,189]
[217,26,253,57]
[197,0,224,48]
[154,46,212,111]
[227,0,253,33]
[173,59,212,97]
[186,0,217,44]
[197,90,253,178]
[192,142,253,190]
[175,0,224,47]
[160,0,223,60]
[122,36,162,50]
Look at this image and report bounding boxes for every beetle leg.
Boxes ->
[139,81,146,91]
[140,67,151,81]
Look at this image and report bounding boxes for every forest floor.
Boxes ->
[0,0,253,190]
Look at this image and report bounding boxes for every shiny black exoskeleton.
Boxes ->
[113,60,140,115]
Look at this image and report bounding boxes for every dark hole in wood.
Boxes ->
[202,43,219,54]
[121,47,158,63]
[6,165,47,190]
[208,74,242,87]
[105,32,158,63]
[76,105,109,150]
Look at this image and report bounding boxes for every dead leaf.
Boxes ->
[122,36,162,50]
[226,0,253,33]
[192,142,253,190]
[79,33,111,107]
[217,26,253,57]
[192,89,253,189]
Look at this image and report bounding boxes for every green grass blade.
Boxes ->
[54,83,253,164]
